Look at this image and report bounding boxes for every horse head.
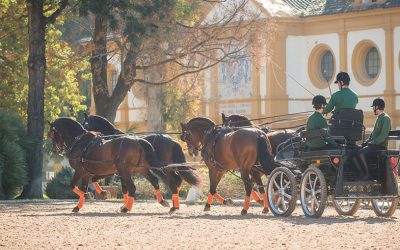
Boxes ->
[47,118,86,154]
[180,117,215,157]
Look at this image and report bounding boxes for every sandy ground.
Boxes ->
[0,199,399,250]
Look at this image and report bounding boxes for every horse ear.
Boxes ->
[221,113,226,123]
[180,122,186,130]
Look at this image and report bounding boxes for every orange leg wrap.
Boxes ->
[207,193,213,205]
[243,196,251,211]
[172,194,180,209]
[155,189,163,203]
[73,187,85,209]
[262,193,268,209]
[92,182,103,194]
[126,196,134,211]
[123,194,128,206]
[213,193,224,204]
[251,190,261,202]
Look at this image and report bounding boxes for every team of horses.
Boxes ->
[48,113,296,215]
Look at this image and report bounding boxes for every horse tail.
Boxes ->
[172,142,201,187]
[257,133,275,175]
[138,139,169,183]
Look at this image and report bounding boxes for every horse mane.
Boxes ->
[186,117,215,126]
[53,117,86,132]
[87,115,123,135]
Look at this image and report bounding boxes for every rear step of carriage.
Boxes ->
[335,180,398,199]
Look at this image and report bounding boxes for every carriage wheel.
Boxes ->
[300,166,327,218]
[332,198,361,216]
[371,198,398,217]
[266,167,297,217]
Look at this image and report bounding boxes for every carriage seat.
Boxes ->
[329,109,364,143]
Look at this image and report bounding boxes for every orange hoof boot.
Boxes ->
[72,206,80,213]
[204,204,211,211]
[120,206,129,213]
[241,209,248,215]
[262,207,269,214]
[159,199,170,207]
[224,198,234,205]
[169,207,179,214]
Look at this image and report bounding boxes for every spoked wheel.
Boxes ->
[266,167,297,217]
[371,198,398,217]
[300,166,327,218]
[333,198,361,216]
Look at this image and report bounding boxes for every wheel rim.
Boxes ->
[334,199,357,213]
[301,171,322,216]
[372,199,393,214]
[268,170,293,215]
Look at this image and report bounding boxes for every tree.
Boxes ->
[20,0,70,198]
[81,0,275,122]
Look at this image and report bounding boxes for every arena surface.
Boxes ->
[0,200,399,249]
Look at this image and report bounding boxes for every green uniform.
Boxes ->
[368,112,391,147]
[306,112,338,149]
[323,88,358,114]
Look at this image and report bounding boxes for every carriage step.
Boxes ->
[343,181,379,186]
[335,195,398,199]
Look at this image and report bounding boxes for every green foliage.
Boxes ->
[45,166,76,199]
[0,0,89,121]
[0,109,28,199]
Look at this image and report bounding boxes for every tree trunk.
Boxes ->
[20,1,46,198]
[91,15,137,122]
[146,68,164,132]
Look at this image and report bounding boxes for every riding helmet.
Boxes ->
[312,95,327,109]
[371,98,385,109]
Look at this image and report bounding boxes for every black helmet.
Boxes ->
[334,72,350,85]
[371,98,385,109]
[312,95,327,109]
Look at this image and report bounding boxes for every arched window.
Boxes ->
[365,47,380,79]
[320,51,334,82]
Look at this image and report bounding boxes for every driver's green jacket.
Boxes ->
[306,112,338,149]
[323,88,358,114]
[368,112,391,147]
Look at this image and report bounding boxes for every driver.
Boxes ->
[306,95,338,151]
[323,72,358,116]
[357,98,391,177]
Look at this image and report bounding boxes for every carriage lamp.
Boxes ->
[330,157,341,165]
[390,156,399,167]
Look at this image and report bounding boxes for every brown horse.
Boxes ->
[48,117,164,213]
[180,117,275,215]
[221,113,297,204]
[82,114,201,213]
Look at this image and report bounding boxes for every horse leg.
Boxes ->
[91,175,109,200]
[81,175,93,200]
[239,169,253,216]
[169,172,183,214]
[205,169,230,212]
[252,171,269,214]
[143,170,170,208]
[70,171,85,212]
[250,171,262,205]
[120,174,136,213]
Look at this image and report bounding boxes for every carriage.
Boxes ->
[266,109,400,218]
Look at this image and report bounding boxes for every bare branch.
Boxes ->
[45,0,69,24]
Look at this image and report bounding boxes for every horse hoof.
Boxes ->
[262,207,269,214]
[84,193,92,199]
[120,206,129,213]
[72,206,80,213]
[258,200,264,205]
[169,207,179,214]
[241,209,248,215]
[224,198,234,206]
[204,204,211,212]
[100,191,109,200]
[160,200,170,207]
